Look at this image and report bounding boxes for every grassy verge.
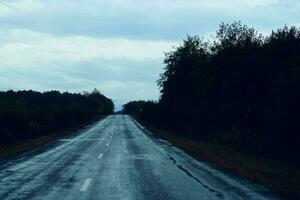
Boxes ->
[136,118,300,200]
[0,116,105,161]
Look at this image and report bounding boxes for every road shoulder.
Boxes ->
[132,116,299,200]
[0,117,104,162]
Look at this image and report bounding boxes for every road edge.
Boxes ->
[130,115,298,200]
[0,115,107,162]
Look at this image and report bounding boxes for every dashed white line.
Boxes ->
[80,178,92,192]
[98,153,103,159]
[106,143,110,146]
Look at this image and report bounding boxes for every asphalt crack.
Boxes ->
[167,154,224,199]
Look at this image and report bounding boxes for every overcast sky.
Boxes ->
[0,0,299,109]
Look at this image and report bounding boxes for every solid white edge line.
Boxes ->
[80,178,92,192]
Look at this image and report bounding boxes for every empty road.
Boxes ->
[0,115,282,200]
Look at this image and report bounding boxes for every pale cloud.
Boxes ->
[0,0,43,16]
[0,29,174,69]
[0,0,295,19]
[0,0,280,14]
[0,0,297,40]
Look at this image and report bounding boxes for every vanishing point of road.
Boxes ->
[0,115,283,200]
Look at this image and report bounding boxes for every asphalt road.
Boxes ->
[0,115,283,200]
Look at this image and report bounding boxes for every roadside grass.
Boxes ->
[137,119,300,200]
[0,116,105,161]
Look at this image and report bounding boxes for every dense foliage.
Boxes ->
[122,100,160,124]
[0,89,114,144]
[123,22,300,165]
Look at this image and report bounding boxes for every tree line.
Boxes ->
[0,89,114,144]
[123,22,300,165]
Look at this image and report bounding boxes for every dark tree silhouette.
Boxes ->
[0,89,114,144]
[123,22,300,165]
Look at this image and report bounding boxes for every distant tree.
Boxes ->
[122,100,160,124]
[0,90,114,145]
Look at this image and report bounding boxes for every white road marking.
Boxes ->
[106,143,110,146]
[98,153,103,159]
[80,178,92,192]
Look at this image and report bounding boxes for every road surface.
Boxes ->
[0,115,283,200]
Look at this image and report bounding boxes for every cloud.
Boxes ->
[0,0,43,16]
[0,29,174,69]
[0,28,172,108]
[0,0,280,14]
[0,0,300,108]
[0,0,298,40]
